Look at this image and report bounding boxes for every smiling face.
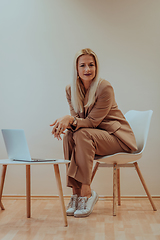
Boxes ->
[77,54,96,90]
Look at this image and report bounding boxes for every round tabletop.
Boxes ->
[0,159,70,165]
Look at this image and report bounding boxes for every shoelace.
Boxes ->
[77,197,88,210]
[67,195,77,209]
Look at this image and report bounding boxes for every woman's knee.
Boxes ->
[73,128,91,143]
[63,130,73,145]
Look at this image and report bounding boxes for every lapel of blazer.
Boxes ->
[80,79,102,118]
[84,90,89,117]
[83,79,102,117]
[79,111,85,118]
[84,89,96,117]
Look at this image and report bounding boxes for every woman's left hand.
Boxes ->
[50,115,74,140]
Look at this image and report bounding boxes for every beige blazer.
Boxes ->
[66,79,137,152]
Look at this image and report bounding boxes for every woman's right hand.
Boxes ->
[50,115,74,140]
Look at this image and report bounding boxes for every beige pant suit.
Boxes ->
[63,80,137,189]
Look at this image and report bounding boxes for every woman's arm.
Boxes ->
[66,81,114,131]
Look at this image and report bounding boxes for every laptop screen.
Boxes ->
[2,129,32,161]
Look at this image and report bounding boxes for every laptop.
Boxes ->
[1,129,56,162]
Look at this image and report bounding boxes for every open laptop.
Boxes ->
[1,129,56,162]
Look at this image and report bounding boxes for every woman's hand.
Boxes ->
[50,115,74,140]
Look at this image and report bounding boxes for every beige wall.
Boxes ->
[0,0,160,197]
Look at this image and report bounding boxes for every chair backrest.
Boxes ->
[125,110,153,154]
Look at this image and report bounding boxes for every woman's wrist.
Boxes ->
[69,116,77,127]
[71,116,77,127]
[69,116,75,125]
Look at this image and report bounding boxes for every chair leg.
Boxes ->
[134,162,157,211]
[0,165,7,210]
[113,163,117,216]
[91,162,100,183]
[117,168,121,206]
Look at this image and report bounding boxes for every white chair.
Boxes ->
[91,110,157,216]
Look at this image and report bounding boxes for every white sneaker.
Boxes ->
[74,190,98,218]
[66,194,78,216]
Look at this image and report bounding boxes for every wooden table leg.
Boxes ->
[0,165,7,210]
[113,163,117,216]
[54,164,68,227]
[26,165,31,218]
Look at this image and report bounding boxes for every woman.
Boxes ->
[50,48,137,218]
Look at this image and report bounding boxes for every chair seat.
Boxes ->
[95,151,142,164]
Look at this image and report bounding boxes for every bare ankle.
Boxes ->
[72,187,81,197]
[81,184,91,198]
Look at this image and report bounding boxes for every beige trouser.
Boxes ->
[63,128,127,189]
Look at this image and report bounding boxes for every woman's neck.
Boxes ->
[83,81,92,92]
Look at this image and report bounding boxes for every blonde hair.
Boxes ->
[71,48,101,113]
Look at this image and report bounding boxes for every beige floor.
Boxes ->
[0,198,160,240]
